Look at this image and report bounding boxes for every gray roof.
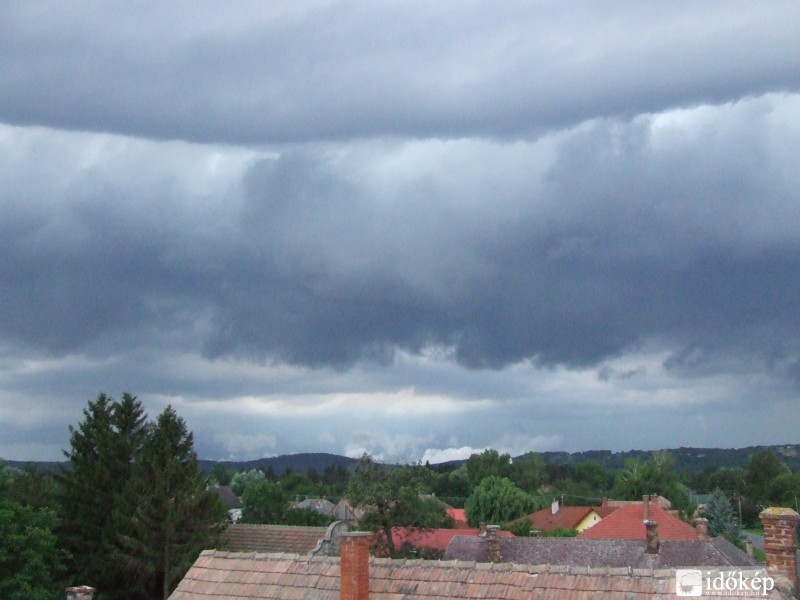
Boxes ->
[444,536,760,569]
[293,497,336,515]
[213,485,242,509]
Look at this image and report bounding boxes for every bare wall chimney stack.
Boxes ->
[642,494,649,522]
[694,517,710,541]
[485,525,501,563]
[760,507,799,592]
[340,532,371,600]
[645,520,659,554]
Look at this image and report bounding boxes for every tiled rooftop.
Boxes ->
[213,485,243,509]
[519,505,596,531]
[444,535,760,568]
[219,523,328,554]
[445,508,468,528]
[383,527,513,554]
[169,550,790,600]
[578,502,698,540]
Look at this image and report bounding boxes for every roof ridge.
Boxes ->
[192,551,738,581]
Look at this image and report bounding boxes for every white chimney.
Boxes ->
[551,499,559,514]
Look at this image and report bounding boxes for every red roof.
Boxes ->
[377,527,513,552]
[525,506,594,531]
[577,502,697,540]
[445,508,469,528]
[509,505,618,532]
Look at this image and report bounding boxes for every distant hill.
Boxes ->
[2,460,67,474]
[5,444,799,475]
[197,452,358,476]
[2,452,358,476]
[537,444,800,474]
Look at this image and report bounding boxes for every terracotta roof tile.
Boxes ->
[218,523,328,554]
[577,503,697,540]
[170,550,791,600]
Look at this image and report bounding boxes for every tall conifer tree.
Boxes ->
[58,393,148,596]
[114,406,224,600]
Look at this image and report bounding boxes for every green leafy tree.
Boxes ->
[766,472,800,507]
[702,489,745,549]
[612,451,693,513]
[279,473,319,500]
[464,476,535,527]
[0,464,66,600]
[58,392,148,596]
[6,463,62,513]
[241,480,287,524]
[432,465,471,507]
[509,453,546,494]
[611,458,648,499]
[209,463,232,487]
[114,406,225,600]
[504,516,533,537]
[698,467,746,496]
[346,454,442,555]
[322,464,348,491]
[573,461,613,492]
[230,468,266,496]
[745,450,789,503]
[466,449,513,488]
[549,478,596,505]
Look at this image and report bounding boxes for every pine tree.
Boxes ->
[58,393,148,596]
[702,488,745,549]
[114,406,225,600]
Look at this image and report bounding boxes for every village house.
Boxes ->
[578,494,698,541]
[220,523,334,554]
[445,522,757,568]
[374,525,514,558]
[293,497,337,517]
[163,507,799,599]
[512,499,618,534]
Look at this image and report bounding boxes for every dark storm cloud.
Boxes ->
[4,3,800,463]
[6,97,794,380]
[184,99,800,379]
[1,2,799,144]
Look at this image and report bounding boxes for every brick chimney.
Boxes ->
[642,494,649,522]
[694,517,710,541]
[485,525,501,563]
[65,587,95,600]
[760,507,799,591]
[340,532,371,600]
[644,520,659,554]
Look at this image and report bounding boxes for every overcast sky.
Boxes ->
[2,1,800,463]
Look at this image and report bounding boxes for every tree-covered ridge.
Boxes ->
[10,443,800,479]
[538,444,800,474]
